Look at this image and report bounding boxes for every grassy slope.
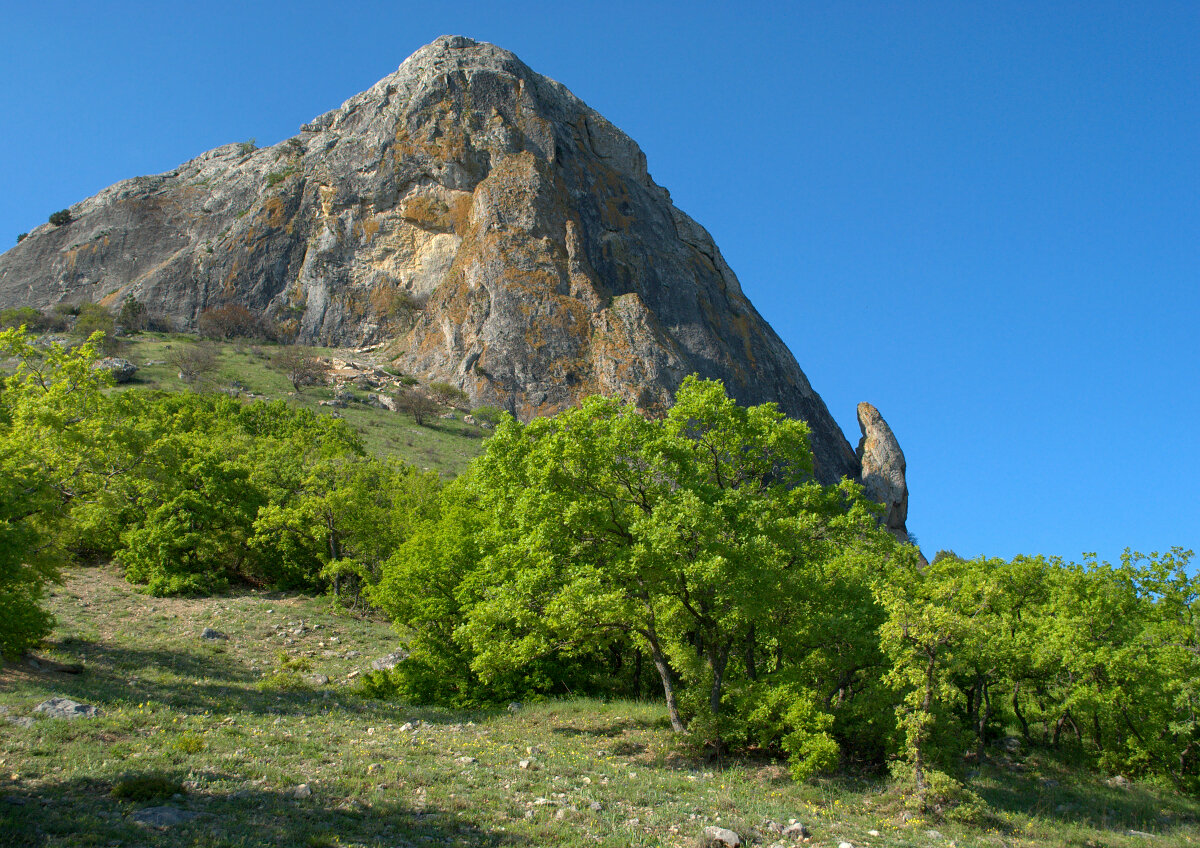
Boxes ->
[115,332,488,477]
[1,568,1196,848]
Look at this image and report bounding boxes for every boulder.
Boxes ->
[701,826,741,847]
[34,697,99,719]
[370,650,409,671]
[92,357,138,383]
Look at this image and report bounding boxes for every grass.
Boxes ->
[110,332,488,478]
[2,567,1197,848]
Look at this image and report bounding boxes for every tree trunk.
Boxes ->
[638,596,685,732]
[1012,683,1031,742]
[744,625,758,682]
[913,650,938,810]
[977,678,991,761]
[647,632,685,733]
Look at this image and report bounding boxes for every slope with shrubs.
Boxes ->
[1,323,1198,841]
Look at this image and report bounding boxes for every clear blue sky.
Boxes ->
[2,1,1196,565]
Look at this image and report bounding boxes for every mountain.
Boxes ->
[0,35,901,493]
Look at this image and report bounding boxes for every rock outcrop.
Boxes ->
[0,35,881,486]
[856,402,910,542]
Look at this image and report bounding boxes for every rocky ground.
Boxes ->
[1,567,1196,848]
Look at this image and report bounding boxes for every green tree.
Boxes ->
[0,329,109,655]
[73,303,119,354]
[446,376,897,754]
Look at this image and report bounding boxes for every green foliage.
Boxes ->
[0,329,110,655]
[117,297,146,333]
[428,381,468,406]
[16,232,27,243]
[237,138,257,156]
[1,306,51,332]
[470,405,504,425]
[877,548,1200,804]
[48,209,72,226]
[376,376,902,779]
[110,773,183,801]
[72,303,119,354]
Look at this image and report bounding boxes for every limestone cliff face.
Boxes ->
[0,35,864,484]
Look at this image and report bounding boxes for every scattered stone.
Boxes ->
[589,801,602,812]
[457,756,477,764]
[293,784,312,799]
[507,702,522,713]
[200,627,226,641]
[34,698,98,719]
[131,805,200,828]
[366,763,381,774]
[868,831,881,837]
[307,674,329,687]
[1128,830,1157,838]
[925,830,944,839]
[519,759,537,770]
[371,650,409,671]
[6,716,34,728]
[782,822,810,838]
[702,825,741,847]
[838,843,854,848]
[93,358,138,383]
[400,722,415,732]
[555,808,569,820]
[346,670,360,680]
[1108,774,1132,789]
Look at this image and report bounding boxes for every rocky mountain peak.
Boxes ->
[0,36,912,500]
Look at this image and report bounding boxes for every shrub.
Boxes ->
[117,297,146,333]
[167,341,220,385]
[395,388,439,426]
[73,303,120,354]
[48,209,72,226]
[428,381,468,407]
[470,405,504,425]
[237,138,257,156]
[271,346,326,391]
[110,774,183,802]
[197,304,264,340]
[1,307,43,331]
[16,233,27,243]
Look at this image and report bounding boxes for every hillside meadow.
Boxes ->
[3,567,1197,848]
